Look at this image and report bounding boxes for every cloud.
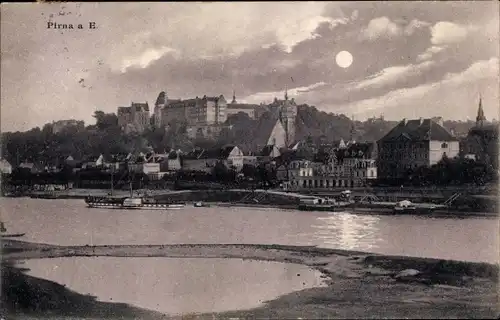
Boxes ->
[360,17,430,41]
[430,21,470,45]
[241,82,328,104]
[350,10,359,21]
[354,61,435,90]
[403,19,431,35]
[278,16,348,53]
[334,57,499,119]
[441,57,498,84]
[361,17,401,40]
[416,46,445,62]
[120,46,178,73]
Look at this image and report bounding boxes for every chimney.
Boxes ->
[402,118,407,125]
[419,117,424,125]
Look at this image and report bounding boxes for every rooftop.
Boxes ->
[227,103,259,110]
[379,118,458,142]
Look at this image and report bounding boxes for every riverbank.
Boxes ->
[212,202,499,218]
[7,187,499,217]
[2,239,499,319]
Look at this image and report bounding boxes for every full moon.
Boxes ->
[336,51,353,68]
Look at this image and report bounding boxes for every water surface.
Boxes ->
[23,257,326,315]
[2,198,498,263]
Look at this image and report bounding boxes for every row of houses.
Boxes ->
[2,101,497,189]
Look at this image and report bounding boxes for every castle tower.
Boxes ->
[476,95,486,127]
[154,91,168,127]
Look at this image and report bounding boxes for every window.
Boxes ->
[441,142,448,148]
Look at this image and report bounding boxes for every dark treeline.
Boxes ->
[377,156,497,187]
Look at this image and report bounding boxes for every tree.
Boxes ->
[212,161,229,182]
[93,111,118,131]
[241,163,258,179]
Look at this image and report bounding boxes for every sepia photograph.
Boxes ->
[1,1,499,319]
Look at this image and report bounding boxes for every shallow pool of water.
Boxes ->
[22,257,327,315]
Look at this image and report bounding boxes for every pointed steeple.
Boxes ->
[476,94,486,127]
[232,90,236,104]
[284,85,288,101]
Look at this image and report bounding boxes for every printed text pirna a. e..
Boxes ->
[47,22,97,29]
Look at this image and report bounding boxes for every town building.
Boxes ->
[0,159,12,174]
[377,118,459,181]
[226,91,259,119]
[81,154,105,169]
[166,150,183,171]
[276,157,314,189]
[18,162,45,174]
[326,142,378,188]
[117,102,150,133]
[182,145,244,173]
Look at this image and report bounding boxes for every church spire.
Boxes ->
[476,94,486,127]
[284,85,288,101]
[231,90,236,104]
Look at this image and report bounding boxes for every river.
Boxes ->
[1,198,498,263]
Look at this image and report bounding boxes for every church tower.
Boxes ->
[349,115,357,145]
[476,95,486,127]
[231,90,237,104]
[278,86,297,147]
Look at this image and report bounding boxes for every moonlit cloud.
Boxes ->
[120,46,178,73]
[360,16,401,41]
[337,58,499,119]
[354,61,435,90]
[430,21,470,45]
[416,46,445,62]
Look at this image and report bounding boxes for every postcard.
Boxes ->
[1,2,499,319]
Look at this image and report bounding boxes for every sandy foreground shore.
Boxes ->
[2,239,499,319]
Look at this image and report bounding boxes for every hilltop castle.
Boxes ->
[118,88,298,144]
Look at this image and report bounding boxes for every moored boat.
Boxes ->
[393,200,417,214]
[298,197,353,212]
[194,201,210,208]
[0,221,25,238]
